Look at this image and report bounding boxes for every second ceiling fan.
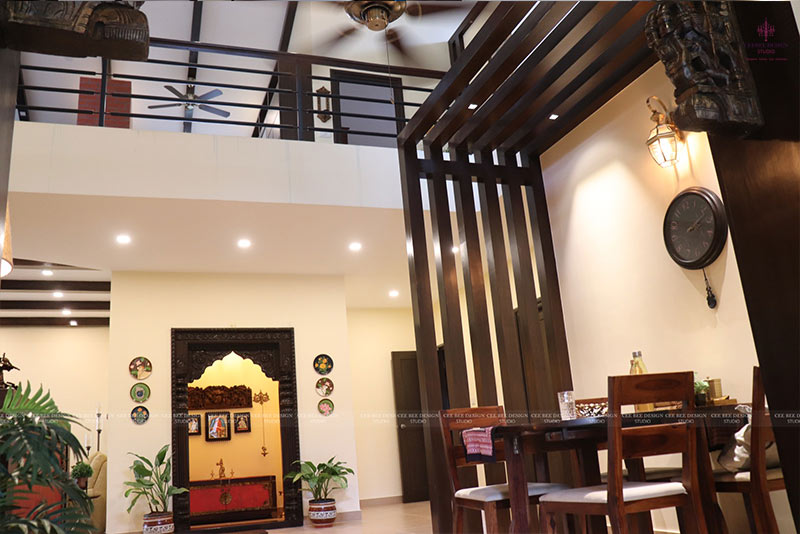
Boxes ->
[148,84,230,118]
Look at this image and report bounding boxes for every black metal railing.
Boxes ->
[15,37,444,146]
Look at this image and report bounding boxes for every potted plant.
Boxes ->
[71,461,94,490]
[0,383,94,532]
[285,457,354,528]
[694,377,710,406]
[124,444,188,534]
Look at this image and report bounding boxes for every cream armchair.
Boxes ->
[86,451,107,533]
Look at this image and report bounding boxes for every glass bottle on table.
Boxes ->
[629,351,655,412]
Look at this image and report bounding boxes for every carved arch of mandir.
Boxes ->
[171,328,302,530]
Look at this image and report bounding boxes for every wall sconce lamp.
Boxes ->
[645,96,683,168]
[315,86,332,123]
[1,202,12,278]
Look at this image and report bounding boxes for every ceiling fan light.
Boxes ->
[1,202,12,279]
[364,5,390,31]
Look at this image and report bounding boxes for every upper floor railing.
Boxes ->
[16,37,446,147]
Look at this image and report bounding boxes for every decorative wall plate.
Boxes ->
[129,357,152,380]
[313,354,333,375]
[315,377,334,397]
[131,406,149,425]
[130,382,151,403]
[317,399,334,417]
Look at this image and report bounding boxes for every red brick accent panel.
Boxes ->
[77,77,132,128]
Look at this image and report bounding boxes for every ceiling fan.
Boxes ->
[321,1,466,61]
[148,84,230,118]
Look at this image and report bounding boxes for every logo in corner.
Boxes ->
[756,17,776,42]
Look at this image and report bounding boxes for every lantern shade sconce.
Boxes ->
[315,86,332,123]
[645,96,683,168]
[1,202,12,278]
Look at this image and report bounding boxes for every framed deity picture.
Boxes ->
[234,412,251,433]
[205,411,231,441]
[187,414,201,436]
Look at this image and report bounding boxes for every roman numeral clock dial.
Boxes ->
[663,187,728,308]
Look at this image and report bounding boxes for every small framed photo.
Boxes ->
[187,414,201,436]
[234,412,251,433]
[205,411,231,441]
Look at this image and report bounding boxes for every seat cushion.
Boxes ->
[714,467,783,483]
[455,482,569,503]
[539,481,686,504]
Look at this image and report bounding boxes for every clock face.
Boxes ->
[663,187,728,269]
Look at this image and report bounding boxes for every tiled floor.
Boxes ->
[275,501,432,534]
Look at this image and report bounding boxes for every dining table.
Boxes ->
[493,404,746,534]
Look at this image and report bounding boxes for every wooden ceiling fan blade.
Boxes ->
[148,103,182,109]
[196,88,223,101]
[198,104,230,118]
[319,26,358,51]
[164,85,185,99]
[386,28,418,64]
[407,2,465,17]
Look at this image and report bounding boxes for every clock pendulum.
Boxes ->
[702,268,717,309]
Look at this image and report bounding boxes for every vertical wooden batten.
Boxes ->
[0,49,19,267]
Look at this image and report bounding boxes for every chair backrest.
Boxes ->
[607,372,697,508]
[439,406,506,494]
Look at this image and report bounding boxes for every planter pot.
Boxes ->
[695,393,707,407]
[75,477,88,490]
[308,499,337,528]
[142,512,175,534]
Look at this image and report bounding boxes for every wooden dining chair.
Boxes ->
[539,372,708,534]
[439,406,568,534]
[715,366,785,532]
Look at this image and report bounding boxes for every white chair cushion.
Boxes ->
[714,467,783,483]
[455,482,569,503]
[539,481,686,504]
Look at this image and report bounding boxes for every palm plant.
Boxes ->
[0,383,94,533]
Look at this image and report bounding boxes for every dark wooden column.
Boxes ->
[0,49,19,249]
[707,2,799,526]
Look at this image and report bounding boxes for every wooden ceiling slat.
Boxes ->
[423,1,560,146]
[0,280,111,292]
[447,1,602,149]
[398,2,534,146]
[522,39,656,155]
[0,317,109,327]
[0,300,110,310]
[485,3,652,152]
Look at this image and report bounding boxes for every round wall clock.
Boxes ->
[315,377,334,397]
[313,354,333,375]
[131,406,150,425]
[663,186,728,270]
[130,383,151,403]
[129,357,152,380]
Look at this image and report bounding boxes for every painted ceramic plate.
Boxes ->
[131,406,150,425]
[313,354,333,375]
[315,377,334,397]
[129,357,152,380]
[130,382,151,403]
[317,399,334,417]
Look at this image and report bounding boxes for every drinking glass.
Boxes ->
[558,390,577,421]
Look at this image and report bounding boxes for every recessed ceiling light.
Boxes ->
[237,238,252,249]
[468,103,478,110]
[348,242,362,252]
[61,308,72,316]
[69,320,78,327]
[389,289,399,298]
[549,114,559,120]
[53,291,64,298]
[41,269,54,277]
[116,234,132,245]
[452,246,459,254]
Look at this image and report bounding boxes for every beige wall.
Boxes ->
[105,272,360,534]
[541,64,794,534]
[188,353,283,508]
[346,308,416,501]
[0,327,109,454]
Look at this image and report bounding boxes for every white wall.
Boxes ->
[105,272,360,533]
[0,327,109,454]
[541,64,795,534]
[346,307,415,501]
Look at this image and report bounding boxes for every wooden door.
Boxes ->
[391,351,429,503]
